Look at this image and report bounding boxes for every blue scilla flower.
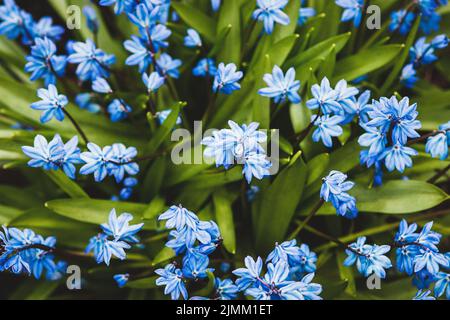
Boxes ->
[258,65,301,104]
[215,278,239,300]
[213,62,243,94]
[75,93,101,113]
[253,0,290,35]
[182,250,212,279]
[342,90,372,123]
[211,0,221,12]
[396,243,420,276]
[119,177,138,200]
[431,34,449,49]
[380,143,418,173]
[124,35,153,73]
[142,71,165,93]
[21,134,64,172]
[57,135,83,179]
[242,152,271,184]
[426,128,449,161]
[233,256,263,291]
[400,64,418,89]
[413,269,436,289]
[101,209,144,243]
[107,99,132,122]
[159,205,199,231]
[184,28,202,48]
[420,11,441,34]
[266,239,302,265]
[334,79,359,110]
[0,0,33,44]
[143,24,171,52]
[395,219,419,244]
[80,143,114,182]
[193,58,217,77]
[108,143,140,183]
[320,170,354,201]
[389,10,415,36]
[28,236,57,280]
[25,37,67,86]
[30,84,68,123]
[68,39,116,82]
[410,37,438,67]
[417,0,438,16]
[157,53,182,79]
[335,0,364,27]
[330,192,358,219]
[434,272,450,299]
[85,233,131,265]
[83,6,99,34]
[295,244,318,274]
[113,273,130,288]
[413,289,436,300]
[306,77,340,114]
[416,221,442,252]
[92,77,113,94]
[358,124,387,158]
[298,7,316,26]
[32,17,64,42]
[414,248,449,275]
[155,109,182,126]
[155,263,188,300]
[312,114,344,148]
[127,3,159,30]
[99,0,129,15]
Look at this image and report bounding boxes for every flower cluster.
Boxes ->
[401,35,448,88]
[358,96,422,180]
[201,121,272,183]
[155,205,222,300]
[86,209,143,266]
[0,226,66,280]
[306,77,365,147]
[233,240,322,300]
[320,170,358,219]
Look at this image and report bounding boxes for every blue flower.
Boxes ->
[30,85,68,123]
[242,152,272,183]
[320,170,354,201]
[107,99,132,122]
[25,37,67,86]
[0,0,34,44]
[184,28,202,48]
[417,0,438,16]
[68,39,116,82]
[85,233,131,265]
[108,143,140,183]
[358,124,387,158]
[335,0,364,27]
[32,17,64,42]
[426,128,449,160]
[413,289,436,300]
[396,244,420,276]
[380,143,418,173]
[312,114,344,148]
[28,236,57,280]
[159,205,199,230]
[21,134,65,172]
[420,11,440,34]
[155,263,188,300]
[400,64,418,89]
[155,109,182,126]
[101,209,144,243]
[306,77,340,114]
[298,7,316,26]
[99,0,129,14]
[258,66,301,104]
[157,53,182,78]
[127,3,159,30]
[142,71,165,93]
[334,79,359,111]
[431,34,449,49]
[143,24,171,51]
[193,58,217,77]
[75,93,101,113]
[119,177,138,200]
[213,63,243,94]
[410,37,438,66]
[92,77,113,94]
[233,256,263,290]
[266,239,302,265]
[113,273,130,288]
[211,0,221,12]
[83,6,99,34]
[389,10,415,36]
[124,35,153,73]
[414,248,449,275]
[253,0,290,35]
[434,272,450,299]
[215,278,238,300]
[416,221,442,251]
[182,251,211,279]
[80,143,114,182]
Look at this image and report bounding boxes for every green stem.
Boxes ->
[288,199,325,240]
[63,109,89,144]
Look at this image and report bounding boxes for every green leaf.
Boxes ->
[172,2,216,43]
[334,44,403,81]
[286,33,351,68]
[184,166,243,189]
[216,0,241,64]
[126,277,158,289]
[45,199,157,229]
[255,152,307,252]
[336,251,357,297]
[44,170,89,199]
[306,153,330,186]
[213,189,236,254]
[152,247,175,266]
[0,204,23,225]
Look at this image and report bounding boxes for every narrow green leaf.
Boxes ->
[172,2,216,42]
[213,189,236,254]
[152,247,175,266]
[216,0,241,64]
[44,170,89,199]
[126,277,158,289]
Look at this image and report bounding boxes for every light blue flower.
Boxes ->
[253,0,290,35]
[101,209,144,243]
[182,251,211,279]
[410,37,438,66]
[30,84,68,123]
[434,272,450,299]
[400,64,418,89]
[193,58,217,77]
[124,35,152,73]
[142,71,165,93]
[258,65,301,104]
[85,233,131,266]
[107,99,132,122]
[320,170,354,201]
[413,248,449,275]
[213,63,243,94]
[380,143,418,173]
[68,39,116,82]
[92,77,113,94]
[28,236,57,280]
[358,124,387,157]
[99,0,129,14]
[0,0,34,44]
[143,24,171,51]
[266,239,302,265]
[306,77,341,114]
[335,0,364,27]
[312,114,344,148]
[155,263,188,300]
[211,0,221,12]
[413,289,436,300]
[57,135,83,179]
[215,278,238,300]
[127,3,159,30]
[341,90,372,124]
[21,134,65,172]
[80,143,114,182]
[75,93,101,113]
[155,109,182,126]
[25,37,67,86]
[242,152,271,183]
[233,256,263,290]
[83,6,99,34]
[108,143,139,183]
[157,53,182,78]
[426,130,449,160]
[389,10,415,36]
[184,28,202,48]
[298,7,316,26]
[113,273,130,288]
[31,17,64,42]
[159,205,199,230]
[431,34,449,49]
